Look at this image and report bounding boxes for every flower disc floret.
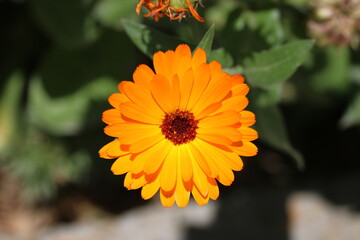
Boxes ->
[160,110,199,145]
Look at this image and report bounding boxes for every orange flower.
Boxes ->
[136,0,204,22]
[99,44,258,207]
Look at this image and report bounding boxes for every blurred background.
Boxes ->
[0,0,360,239]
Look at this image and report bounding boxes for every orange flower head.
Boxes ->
[136,0,204,22]
[99,44,258,207]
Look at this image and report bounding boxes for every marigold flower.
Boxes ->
[99,44,258,207]
[136,0,204,22]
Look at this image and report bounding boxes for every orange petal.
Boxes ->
[191,77,232,115]
[207,177,219,200]
[151,74,175,113]
[175,44,192,80]
[196,102,221,120]
[129,133,164,153]
[191,139,220,177]
[129,174,147,190]
[164,50,176,80]
[119,81,163,116]
[186,63,210,110]
[111,154,132,175]
[133,64,155,89]
[229,74,245,85]
[175,158,190,207]
[130,139,168,174]
[192,185,209,206]
[160,147,178,192]
[141,178,160,200]
[197,139,244,171]
[231,141,258,157]
[102,109,123,125]
[197,127,242,142]
[214,96,249,115]
[172,75,181,109]
[105,122,160,142]
[208,71,229,89]
[238,126,259,141]
[160,189,175,207]
[144,140,173,175]
[99,139,126,159]
[153,50,176,81]
[189,150,209,197]
[120,102,162,124]
[240,110,256,126]
[188,141,213,178]
[108,93,129,109]
[191,48,207,71]
[124,172,133,189]
[178,68,194,110]
[216,164,234,186]
[209,61,222,73]
[179,145,193,183]
[199,111,241,128]
[232,83,250,97]
[197,133,233,146]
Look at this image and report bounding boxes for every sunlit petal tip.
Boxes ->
[192,48,207,69]
[175,44,191,56]
[100,44,258,207]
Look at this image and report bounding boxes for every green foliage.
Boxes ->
[209,48,234,68]
[27,76,116,136]
[222,8,285,65]
[92,0,137,29]
[311,46,350,93]
[30,0,99,48]
[244,40,314,87]
[340,93,360,129]
[254,105,304,170]
[122,19,185,58]
[0,72,23,156]
[194,24,215,54]
[8,127,90,202]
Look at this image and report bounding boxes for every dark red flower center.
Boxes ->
[160,110,199,145]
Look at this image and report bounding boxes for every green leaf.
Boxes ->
[0,72,24,155]
[40,29,135,97]
[251,84,283,107]
[241,9,284,46]
[194,24,215,55]
[28,76,89,136]
[208,48,234,68]
[244,40,314,87]
[206,1,240,30]
[122,19,184,58]
[350,65,360,85]
[92,0,138,29]
[223,65,244,75]
[255,105,305,170]
[222,9,285,64]
[311,46,350,94]
[30,0,99,48]
[339,92,360,129]
[28,75,117,136]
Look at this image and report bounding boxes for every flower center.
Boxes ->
[160,110,198,145]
